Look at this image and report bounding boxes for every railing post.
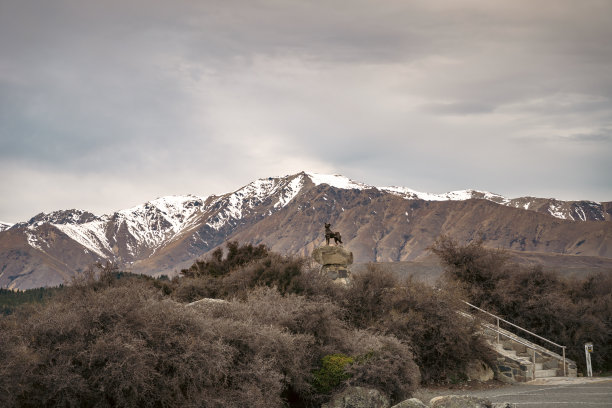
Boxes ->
[563,346,566,376]
[496,317,500,344]
[532,349,537,379]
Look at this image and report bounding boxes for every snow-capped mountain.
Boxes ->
[1,171,610,289]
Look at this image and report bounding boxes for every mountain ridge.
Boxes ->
[1,171,610,289]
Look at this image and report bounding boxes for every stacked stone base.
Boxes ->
[312,245,353,284]
[321,264,351,282]
[495,356,534,383]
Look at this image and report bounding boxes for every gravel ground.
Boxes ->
[413,380,511,404]
[413,377,612,407]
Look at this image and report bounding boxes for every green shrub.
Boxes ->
[311,354,354,394]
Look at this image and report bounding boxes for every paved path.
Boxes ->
[462,378,612,407]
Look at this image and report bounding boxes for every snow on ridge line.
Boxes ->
[304,172,507,202]
[117,194,207,216]
[372,185,507,202]
[275,175,305,208]
[206,174,307,230]
[306,172,369,190]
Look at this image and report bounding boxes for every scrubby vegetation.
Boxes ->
[0,242,490,407]
[0,286,65,315]
[3,238,607,407]
[431,235,612,374]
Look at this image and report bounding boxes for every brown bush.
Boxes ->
[174,242,307,302]
[346,335,420,402]
[342,264,398,327]
[432,236,612,373]
[0,272,422,407]
[181,241,269,278]
[0,281,238,407]
[337,265,492,383]
[430,235,509,308]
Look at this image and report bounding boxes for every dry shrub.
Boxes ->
[339,265,491,383]
[181,241,269,278]
[430,235,509,307]
[0,280,326,407]
[342,264,398,326]
[432,236,612,373]
[490,266,612,373]
[3,240,520,406]
[1,281,237,407]
[0,272,421,408]
[346,335,420,402]
[194,287,421,405]
[219,252,304,297]
[173,275,218,302]
[384,280,491,383]
[174,242,306,301]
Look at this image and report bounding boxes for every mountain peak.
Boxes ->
[24,210,102,227]
[305,172,371,190]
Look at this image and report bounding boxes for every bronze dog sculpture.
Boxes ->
[325,223,343,245]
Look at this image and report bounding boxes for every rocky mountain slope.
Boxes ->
[1,172,611,289]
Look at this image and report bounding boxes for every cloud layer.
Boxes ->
[1,0,611,222]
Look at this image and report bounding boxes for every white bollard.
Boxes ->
[585,343,593,377]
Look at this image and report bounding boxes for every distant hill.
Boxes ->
[1,172,610,289]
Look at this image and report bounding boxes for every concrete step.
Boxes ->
[535,369,558,378]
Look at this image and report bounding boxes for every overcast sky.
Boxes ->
[1,0,611,223]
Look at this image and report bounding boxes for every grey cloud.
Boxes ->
[421,101,496,116]
[566,130,612,143]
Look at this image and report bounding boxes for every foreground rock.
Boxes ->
[322,386,390,408]
[391,397,429,407]
[430,395,492,408]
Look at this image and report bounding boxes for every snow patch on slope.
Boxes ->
[207,174,306,230]
[380,186,509,203]
[548,202,566,220]
[25,230,44,251]
[276,175,304,208]
[0,221,13,232]
[115,195,207,251]
[54,221,111,258]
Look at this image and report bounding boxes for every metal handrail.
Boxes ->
[462,301,567,377]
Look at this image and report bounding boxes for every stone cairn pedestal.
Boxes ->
[311,245,353,284]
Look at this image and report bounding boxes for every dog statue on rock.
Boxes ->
[324,223,343,246]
